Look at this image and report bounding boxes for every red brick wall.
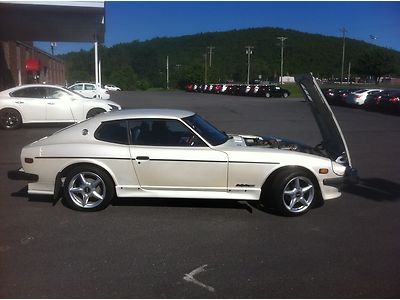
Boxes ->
[0,41,65,91]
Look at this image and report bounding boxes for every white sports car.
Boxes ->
[0,84,121,129]
[9,75,357,216]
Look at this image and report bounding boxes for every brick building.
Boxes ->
[0,1,105,91]
[0,41,65,91]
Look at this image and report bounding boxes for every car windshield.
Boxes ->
[182,114,229,146]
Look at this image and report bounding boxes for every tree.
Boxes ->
[107,65,139,91]
[353,49,398,83]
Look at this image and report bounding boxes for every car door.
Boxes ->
[128,118,228,192]
[10,86,46,122]
[44,87,77,122]
[83,84,97,98]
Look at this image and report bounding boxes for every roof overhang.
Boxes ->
[0,1,105,43]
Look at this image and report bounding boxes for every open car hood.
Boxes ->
[295,74,352,167]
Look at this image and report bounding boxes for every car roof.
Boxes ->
[0,84,66,94]
[95,108,195,121]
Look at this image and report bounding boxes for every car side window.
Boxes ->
[46,87,71,99]
[70,84,83,91]
[10,87,46,98]
[95,120,129,145]
[85,84,96,90]
[128,119,206,147]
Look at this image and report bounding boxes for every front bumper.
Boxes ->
[323,167,359,187]
[8,168,38,182]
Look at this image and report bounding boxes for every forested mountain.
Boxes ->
[59,27,400,90]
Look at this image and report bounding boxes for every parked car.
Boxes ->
[9,74,357,216]
[256,85,290,98]
[104,84,121,91]
[212,84,223,94]
[185,83,194,92]
[345,89,383,106]
[378,90,400,114]
[0,84,121,129]
[321,88,337,104]
[322,88,355,106]
[332,88,359,106]
[68,83,110,100]
[364,90,399,111]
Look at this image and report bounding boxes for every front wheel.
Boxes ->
[270,170,318,216]
[265,92,271,98]
[63,166,115,211]
[86,108,106,119]
[283,92,289,98]
[0,108,22,129]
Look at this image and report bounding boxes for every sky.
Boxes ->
[35,1,400,54]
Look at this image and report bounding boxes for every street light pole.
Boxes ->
[277,37,287,85]
[50,42,56,56]
[340,27,347,84]
[245,46,254,85]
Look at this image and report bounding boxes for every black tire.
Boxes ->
[283,92,289,98]
[0,108,22,129]
[269,169,318,216]
[265,92,271,98]
[63,166,115,211]
[86,108,106,119]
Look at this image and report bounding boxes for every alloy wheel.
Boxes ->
[282,176,314,213]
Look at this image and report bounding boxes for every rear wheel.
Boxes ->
[63,166,114,211]
[269,170,318,216]
[283,92,289,98]
[265,92,271,98]
[0,108,22,129]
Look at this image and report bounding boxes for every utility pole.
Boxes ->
[207,46,215,67]
[340,27,347,84]
[166,56,169,90]
[245,46,254,85]
[204,53,207,85]
[347,61,351,84]
[277,37,288,85]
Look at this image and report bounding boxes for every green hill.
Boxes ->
[59,27,400,90]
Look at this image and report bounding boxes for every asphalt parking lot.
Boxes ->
[1,91,399,298]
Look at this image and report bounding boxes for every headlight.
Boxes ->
[108,104,120,111]
[331,161,347,176]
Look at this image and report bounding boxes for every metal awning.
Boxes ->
[0,1,105,43]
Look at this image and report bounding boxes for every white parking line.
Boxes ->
[183,264,215,293]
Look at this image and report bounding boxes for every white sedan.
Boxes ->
[0,84,121,129]
[104,84,121,91]
[68,82,111,100]
[9,75,357,216]
[345,89,383,106]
